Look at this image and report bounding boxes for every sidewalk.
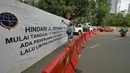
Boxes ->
[22,42,70,73]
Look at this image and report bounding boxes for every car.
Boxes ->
[82,24,89,32]
[74,24,83,35]
[84,23,94,31]
[74,23,94,35]
[100,26,114,32]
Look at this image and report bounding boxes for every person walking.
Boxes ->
[62,20,74,42]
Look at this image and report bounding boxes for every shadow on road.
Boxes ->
[75,69,82,73]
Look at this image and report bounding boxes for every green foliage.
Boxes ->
[105,15,112,26]
[124,14,130,26]
[105,11,130,27]
[96,0,111,26]
[20,0,110,25]
[112,13,124,26]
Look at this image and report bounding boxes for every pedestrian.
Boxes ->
[62,20,74,42]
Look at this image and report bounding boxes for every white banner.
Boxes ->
[0,1,68,73]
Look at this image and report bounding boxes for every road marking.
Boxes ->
[88,38,92,40]
[90,44,100,49]
[78,55,81,58]
[113,38,125,40]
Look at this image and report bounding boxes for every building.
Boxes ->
[128,4,130,13]
[109,0,121,13]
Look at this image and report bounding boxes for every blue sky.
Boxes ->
[120,0,130,11]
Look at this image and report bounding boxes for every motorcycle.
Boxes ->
[120,31,126,37]
[119,30,126,37]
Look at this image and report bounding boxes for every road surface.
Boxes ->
[77,32,130,73]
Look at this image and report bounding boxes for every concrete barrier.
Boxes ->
[0,0,69,73]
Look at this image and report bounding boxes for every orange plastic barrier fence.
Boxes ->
[42,51,66,73]
[42,29,100,73]
[84,32,90,40]
[92,29,100,35]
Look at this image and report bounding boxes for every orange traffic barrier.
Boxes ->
[42,47,77,73]
[42,29,100,73]
[84,32,90,41]
[89,31,93,37]
[92,30,97,35]
[65,47,78,70]
[42,51,67,73]
[67,38,80,55]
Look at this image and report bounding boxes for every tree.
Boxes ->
[72,0,96,24]
[19,0,110,25]
[105,11,130,27]
[96,0,111,26]
[110,12,124,26]
[124,14,130,26]
[104,15,112,26]
[23,0,90,23]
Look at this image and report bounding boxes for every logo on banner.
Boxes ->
[0,12,18,30]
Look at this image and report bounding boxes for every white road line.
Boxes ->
[113,38,125,40]
[88,38,92,40]
[90,44,100,49]
[78,55,81,58]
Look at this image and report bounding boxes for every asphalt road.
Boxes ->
[77,32,130,73]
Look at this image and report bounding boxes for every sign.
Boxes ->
[0,1,69,73]
[0,12,18,30]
